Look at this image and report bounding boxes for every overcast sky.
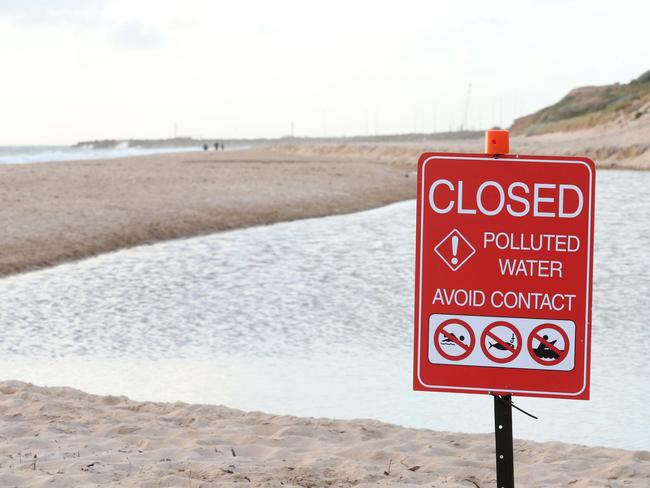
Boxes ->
[1,0,649,145]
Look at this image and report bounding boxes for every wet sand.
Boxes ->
[0,149,414,277]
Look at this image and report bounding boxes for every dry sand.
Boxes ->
[0,149,414,277]
[1,381,648,488]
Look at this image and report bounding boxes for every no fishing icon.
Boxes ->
[480,321,523,364]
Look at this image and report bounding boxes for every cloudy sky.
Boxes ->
[1,0,649,144]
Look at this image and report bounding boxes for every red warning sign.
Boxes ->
[528,323,570,367]
[480,321,522,364]
[413,153,595,400]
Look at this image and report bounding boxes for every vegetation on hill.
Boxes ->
[511,69,650,135]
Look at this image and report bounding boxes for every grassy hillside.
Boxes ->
[511,70,650,135]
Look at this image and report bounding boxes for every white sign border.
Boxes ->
[416,155,593,396]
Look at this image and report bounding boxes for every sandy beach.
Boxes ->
[1,145,649,486]
[0,381,647,487]
[3,119,649,279]
[0,149,414,277]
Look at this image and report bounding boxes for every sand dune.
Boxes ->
[268,113,650,171]
[0,381,647,487]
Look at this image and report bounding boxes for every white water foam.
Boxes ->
[0,145,243,164]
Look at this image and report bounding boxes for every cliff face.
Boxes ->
[511,70,650,135]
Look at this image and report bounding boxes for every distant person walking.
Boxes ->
[221,143,225,151]
[214,142,219,151]
[202,144,208,151]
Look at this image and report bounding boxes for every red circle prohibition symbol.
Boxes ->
[527,323,570,366]
[480,320,522,364]
[433,318,475,361]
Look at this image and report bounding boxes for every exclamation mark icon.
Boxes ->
[450,235,459,265]
[435,229,476,271]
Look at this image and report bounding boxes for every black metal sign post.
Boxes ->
[494,394,515,488]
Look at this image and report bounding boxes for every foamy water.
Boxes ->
[0,145,232,164]
[0,170,648,451]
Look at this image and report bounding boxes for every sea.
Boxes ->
[0,168,648,452]
[0,144,224,164]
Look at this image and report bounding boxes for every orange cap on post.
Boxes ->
[485,130,509,155]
